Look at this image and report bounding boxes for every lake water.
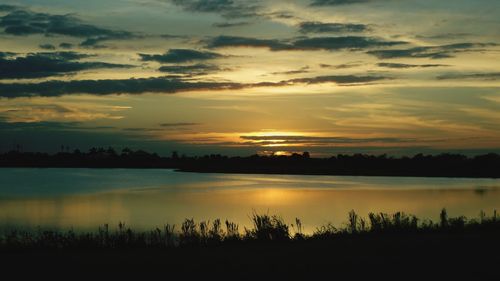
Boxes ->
[1,168,499,233]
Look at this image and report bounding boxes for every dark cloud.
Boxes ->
[213,21,250,28]
[367,43,496,59]
[0,4,17,11]
[292,36,404,51]
[262,11,297,20]
[0,51,15,59]
[0,74,391,98]
[436,72,500,81]
[206,35,405,51]
[368,48,452,59]
[160,122,201,127]
[0,77,245,98]
[440,43,496,50]
[288,75,390,85]
[122,127,164,132]
[139,49,223,63]
[158,63,222,76]
[59,42,73,49]
[298,21,369,34]
[39,44,56,50]
[416,33,472,40]
[170,0,260,18]
[271,66,310,75]
[378,63,447,68]
[0,51,133,79]
[320,62,364,69]
[206,36,289,50]
[0,120,82,131]
[310,0,371,6]
[159,34,187,39]
[0,8,137,47]
[239,135,419,145]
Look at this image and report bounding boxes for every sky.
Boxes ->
[0,0,499,157]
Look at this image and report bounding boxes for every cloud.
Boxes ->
[0,4,17,11]
[139,49,223,63]
[59,43,73,49]
[0,74,391,98]
[0,7,137,47]
[288,75,390,85]
[378,63,447,68]
[0,103,127,122]
[239,135,422,146]
[262,11,297,20]
[271,66,310,75]
[206,35,405,51]
[159,34,187,39]
[0,120,82,131]
[368,48,452,59]
[170,0,260,18]
[122,122,201,133]
[0,77,245,98]
[206,36,289,50]
[298,21,369,34]
[310,0,372,6]
[160,122,201,127]
[436,72,500,81]
[0,52,15,59]
[416,33,472,40]
[292,36,404,50]
[213,21,250,28]
[320,62,364,69]
[39,44,56,50]
[0,51,134,79]
[368,43,496,59]
[158,63,222,76]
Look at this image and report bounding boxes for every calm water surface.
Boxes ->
[1,168,499,233]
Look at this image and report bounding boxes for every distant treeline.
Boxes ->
[1,147,500,178]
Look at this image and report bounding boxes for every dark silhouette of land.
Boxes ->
[1,147,500,178]
[1,210,499,279]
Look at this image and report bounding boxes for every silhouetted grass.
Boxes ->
[1,209,499,250]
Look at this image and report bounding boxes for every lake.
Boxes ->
[1,168,499,233]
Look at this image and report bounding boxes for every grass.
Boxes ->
[1,209,499,250]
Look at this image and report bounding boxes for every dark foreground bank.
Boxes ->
[1,210,499,279]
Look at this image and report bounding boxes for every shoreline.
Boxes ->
[2,166,500,179]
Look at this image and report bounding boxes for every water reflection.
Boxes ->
[0,168,499,233]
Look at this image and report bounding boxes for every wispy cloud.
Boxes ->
[239,134,430,147]
[158,63,222,76]
[437,72,500,81]
[213,21,251,28]
[139,49,224,63]
[0,102,130,123]
[310,0,373,6]
[170,0,260,18]
[160,122,201,127]
[206,35,405,51]
[368,43,497,59]
[298,21,370,34]
[378,63,448,69]
[0,74,391,98]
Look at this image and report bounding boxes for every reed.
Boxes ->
[1,209,499,250]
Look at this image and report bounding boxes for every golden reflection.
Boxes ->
[1,188,498,234]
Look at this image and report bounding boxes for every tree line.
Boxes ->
[1,147,499,177]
